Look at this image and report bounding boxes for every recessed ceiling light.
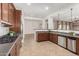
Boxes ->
[27,3,31,6]
[45,6,49,10]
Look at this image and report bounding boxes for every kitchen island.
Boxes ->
[35,30,79,55]
[0,34,22,56]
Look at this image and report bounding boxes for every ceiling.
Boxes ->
[14,3,77,19]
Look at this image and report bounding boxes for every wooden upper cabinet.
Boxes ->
[8,4,15,25]
[10,10,21,32]
[15,10,21,32]
[2,3,9,22]
[0,3,1,20]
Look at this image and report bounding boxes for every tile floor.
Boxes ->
[20,34,77,56]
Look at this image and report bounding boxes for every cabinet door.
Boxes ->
[9,45,16,56]
[76,39,79,55]
[50,33,54,42]
[37,32,49,42]
[10,10,21,32]
[15,10,21,32]
[2,3,9,22]
[16,39,22,56]
[8,4,14,25]
[53,34,58,44]
[0,3,1,20]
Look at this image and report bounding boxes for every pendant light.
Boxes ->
[70,8,73,22]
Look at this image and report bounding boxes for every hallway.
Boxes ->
[20,34,77,56]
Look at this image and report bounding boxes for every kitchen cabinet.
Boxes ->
[8,3,15,25]
[0,3,11,26]
[15,10,21,32]
[50,33,53,42]
[0,3,22,27]
[0,3,1,20]
[9,3,15,31]
[50,33,58,44]
[9,44,16,56]
[10,10,21,32]
[37,32,49,42]
[15,38,22,55]
[76,38,79,55]
[0,3,19,26]
[53,34,58,44]
[2,3,9,22]
[58,36,66,48]
[8,37,22,56]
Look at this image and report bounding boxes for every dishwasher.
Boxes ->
[58,36,66,48]
[67,38,76,52]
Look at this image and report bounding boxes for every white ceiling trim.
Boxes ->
[24,16,43,20]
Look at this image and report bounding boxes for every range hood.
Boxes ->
[0,20,12,27]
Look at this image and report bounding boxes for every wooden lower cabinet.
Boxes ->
[50,33,54,42]
[37,32,58,43]
[50,33,58,44]
[16,39,22,56]
[76,38,79,55]
[9,45,16,56]
[8,38,22,56]
[53,34,58,44]
[37,32,49,42]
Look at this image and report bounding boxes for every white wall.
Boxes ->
[42,17,57,30]
[42,19,48,29]
[48,17,54,29]
[23,19,42,34]
[0,24,9,36]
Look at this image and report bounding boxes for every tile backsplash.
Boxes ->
[0,23,9,36]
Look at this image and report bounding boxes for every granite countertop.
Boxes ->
[35,29,49,31]
[50,31,79,39]
[35,29,79,39]
[0,34,21,56]
[0,43,13,56]
[35,29,79,33]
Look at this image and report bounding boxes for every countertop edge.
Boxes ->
[6,34,21,56]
